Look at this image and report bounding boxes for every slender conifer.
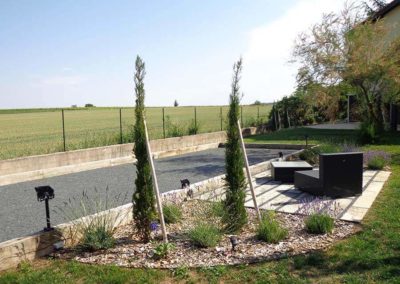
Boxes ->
[223,58,247,233]
[132,56,156,242]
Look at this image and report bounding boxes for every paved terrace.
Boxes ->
[198,169,390,222]
[0,148,295,243]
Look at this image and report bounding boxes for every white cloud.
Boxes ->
[242,0,346,103]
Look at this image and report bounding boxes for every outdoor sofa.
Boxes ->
[294,152,363,198]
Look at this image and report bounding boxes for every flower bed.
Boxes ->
[56,200,357,268]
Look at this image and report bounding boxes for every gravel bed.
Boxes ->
[56,200,358,268]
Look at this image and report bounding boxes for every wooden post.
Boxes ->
[61,109,66,151]
[119,108,123,144]
[162,108,166,139]
[194,107,197,134]
[237,120,262,222]
[143,117,168,243]
[220,107,223,131]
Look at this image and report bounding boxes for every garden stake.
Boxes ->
[143,117,168,243]
[237,120,262,222]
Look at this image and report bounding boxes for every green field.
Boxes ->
[0,105,271,160]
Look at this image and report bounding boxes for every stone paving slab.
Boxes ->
[198,170,391,223]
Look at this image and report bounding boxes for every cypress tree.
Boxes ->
[223,58,247,233]
[132,56,156,242]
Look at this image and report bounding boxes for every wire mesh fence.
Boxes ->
[0,105,271,160]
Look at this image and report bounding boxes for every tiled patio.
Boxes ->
[197,170,391,223]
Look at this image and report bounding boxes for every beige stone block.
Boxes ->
[340,206,368,222]
[364,181,385,193]
[373,171,391,182]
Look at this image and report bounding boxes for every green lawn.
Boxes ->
[245,127,360,145]
[1,128,400,283]
[0,105,271,160]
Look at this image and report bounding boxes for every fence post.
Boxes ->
[241,106,243,127]
[119,108,123,144]
[162,107,166,139]
[61,109,66,151]
[220,107,223,131]
[257,106,260,121]
[194,107,197,134]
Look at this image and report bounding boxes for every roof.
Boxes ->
[371,0,400,20]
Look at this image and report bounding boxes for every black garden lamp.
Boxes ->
[305,134,309,147]
[230,235,239,251]
[35,186,55,231]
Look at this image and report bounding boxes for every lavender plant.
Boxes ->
[340,143,361,153]
[54,187,129,251]
[296,197,339,235]
[364,150,391,170]
[296,197,340,219]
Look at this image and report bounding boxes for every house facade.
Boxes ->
[373,0,400,130]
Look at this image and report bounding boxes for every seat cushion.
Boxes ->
[294,170,323,196]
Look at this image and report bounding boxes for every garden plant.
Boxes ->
[132,55,157,243]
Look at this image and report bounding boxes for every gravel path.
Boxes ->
[0,148,294,242]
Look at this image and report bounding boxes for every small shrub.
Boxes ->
[210,201,225,218]
[80,225,115,251]
[163,203,182,224]
[364,150,390,170]
[299,148,319,164]
[296,197,340,218]
[367,156,386,170]
[165,116,186,137]
[188,119,199,135]
[153,242,175,260]
[305,213,334,234]
[54,188,128,251]
[340,142,360,153]
[317,144,340,154]
[358,121,379,144]
[188,223,221,248]
[256,211,288,243]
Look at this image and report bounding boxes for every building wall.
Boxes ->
[382,4,400,41]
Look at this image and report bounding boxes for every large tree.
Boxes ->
[292,2,400,132]
[132,56,156,242]
[223,58,247,233]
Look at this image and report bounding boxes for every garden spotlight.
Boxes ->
[35,185,55,231]
[230,235,239,251]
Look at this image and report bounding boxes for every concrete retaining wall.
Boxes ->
[0,131,227,186]
[0,128,270,186]
[0,131,227,176]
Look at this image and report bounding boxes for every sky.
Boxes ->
[0,0,348,108]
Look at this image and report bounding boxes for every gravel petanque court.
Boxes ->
[0,147,295,243]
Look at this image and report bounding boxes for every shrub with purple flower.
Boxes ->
[296,197,340,218]
[150,221,159,232]
[340,143,361,153]
[364,150,391,170]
